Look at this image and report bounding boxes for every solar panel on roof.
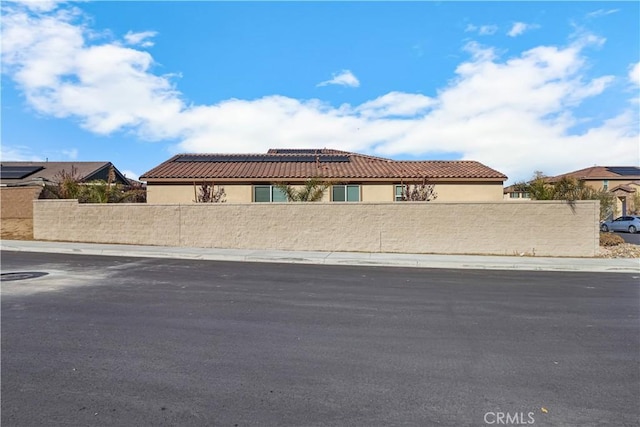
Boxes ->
[271,149,320,154]
[322,156,350,162]
[228,155,249,162]
[288,155,313,162]
[0,166,44,180]
[606,167,640,176]
[174,154,350,163]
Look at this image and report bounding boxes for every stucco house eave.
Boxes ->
[142,177,506,184]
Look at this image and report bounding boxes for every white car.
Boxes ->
[600,216,640,233]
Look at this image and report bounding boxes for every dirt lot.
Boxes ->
[0,186,40,240]
[1,218,33,240]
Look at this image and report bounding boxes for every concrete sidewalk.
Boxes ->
[1,239,639,274]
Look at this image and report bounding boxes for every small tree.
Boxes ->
[630,191,640,215]
[41,166,84,199]
[516,171,615,220]
[121,180,147,203]
[552,177,591,201]
[596,190,616,220]
[514,171,554,200]
[399,177,437,201]
[193,181,226,203]
[273,178,331,202]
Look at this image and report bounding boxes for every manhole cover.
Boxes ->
[0,272,49,282]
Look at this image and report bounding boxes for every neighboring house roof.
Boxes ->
[609,183,638,193]
[0,161,129,186]
[548,166,640,182]
[140,149,507,182]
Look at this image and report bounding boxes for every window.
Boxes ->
[510,192,520,199]
[395,185,405,201]
[522,192,530,199]
[332,185,360,202]
[603,180,609,191]
[254,185,287,202]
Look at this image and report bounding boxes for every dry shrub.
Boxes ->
[600,232,625,247]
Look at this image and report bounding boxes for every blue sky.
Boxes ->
[2,1,638,183]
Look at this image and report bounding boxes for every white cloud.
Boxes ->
[0,144,82,162]
[124,30,157,48]
[1,2,638,184]
[1,5,183,137]
[61,148,78,159]
[316,70,360,88]
[356,92,435,119]
[478,25,498,36]
[465,23,498,36]
[507,22,539,37]
[0,145,43,161]
[120,169,140,181]
[464,24,477,33]
[629,62,640,86]
[7,0,65,13]
[586,9,620,19]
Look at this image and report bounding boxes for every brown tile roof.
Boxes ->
[140,149,507,182]
[549,166,640,182]
[0,161,129,186]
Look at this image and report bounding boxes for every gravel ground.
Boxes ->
[598,243,640,258]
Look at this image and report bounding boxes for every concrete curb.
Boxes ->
[1,240,639,274]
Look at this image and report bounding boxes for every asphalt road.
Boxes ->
[1,251,638,427]
[614,231,640,245]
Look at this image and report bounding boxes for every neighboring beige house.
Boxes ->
[550,166,640,215]
[503,166,640,215]
[140,148,507,204]
[503,184,531,201]
[548,166,640,191]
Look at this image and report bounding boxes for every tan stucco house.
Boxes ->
[503,184,531,200]
[140,148,507,204]
[548,166,640,192]
[551,166,640,215]
[503,166,640,214]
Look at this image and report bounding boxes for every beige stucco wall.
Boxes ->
[361,184,392,202]
[147,182,504,203]
[147,184,252,204]
[584,178,636,191]
[432,183,503,201]
[34,200,599,256]
[146,185,191,204]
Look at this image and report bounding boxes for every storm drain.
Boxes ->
[0,272,49,282]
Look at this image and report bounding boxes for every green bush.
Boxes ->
[600,232,625,247]
[514,173,615,220]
